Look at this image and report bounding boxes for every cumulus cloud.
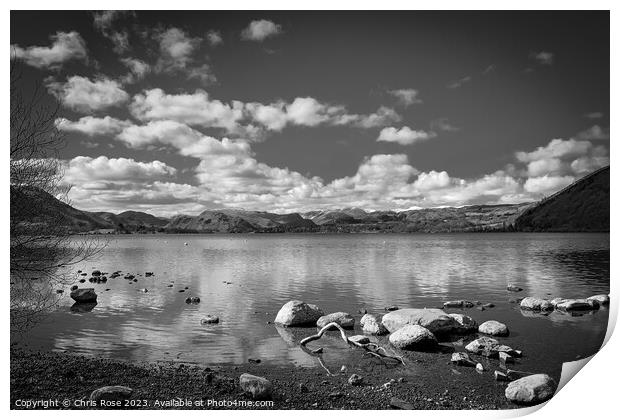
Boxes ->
[576,125,609,141]
[524,175,574,195]
[56,116,132,136]
[11,31,87,69]
[64,155,177,184]
[47,76,129,113]
[120,58,151,84]
[241,19,283,42]
[206,30,223,46]
[47,76,129,112]
[153,27,215,84]
[388,88,422,106]
[530,51,554,65]
[129,88,400,138]
[377,126,436,145]
[413,171,451,191]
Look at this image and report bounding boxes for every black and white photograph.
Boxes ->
[8,6,613,413]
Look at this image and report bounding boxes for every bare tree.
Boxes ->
[10,55,104,333]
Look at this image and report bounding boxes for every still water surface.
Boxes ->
[20,233,609,377]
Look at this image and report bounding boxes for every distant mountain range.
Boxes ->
[11,166,609,234]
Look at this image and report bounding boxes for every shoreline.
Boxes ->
[10,347,527,410]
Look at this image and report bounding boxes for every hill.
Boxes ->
[514,166,610,232]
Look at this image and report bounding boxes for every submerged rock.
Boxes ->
[556,299,599,312]
[504,374,557,405]
[448,313,478,333]
[389,325,437,350]
[382,308,460,335]
[451,352,476,367]
[520,297,554,311]
[360,314,388,335]
[274,300,324,327]
[201,315,220,324]
[507,284,523,292]
[239,373,272,400]
[443,300,475,308]
[316,312,355,329]
[587,294,610,306]
[70,288,97,303]
[478,320,509,336]
[90,385,132,402]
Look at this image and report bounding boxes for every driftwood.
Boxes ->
[300,322,405,365]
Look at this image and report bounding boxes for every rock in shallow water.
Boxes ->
[504,374,557,405]
[443,300,475,308]
[274,300,324,327]
[70,288,97,303]
[389,325,437,350]
[556,299,599,312]
[316,312,355,329]
[478,320,509,336]
[348,374,363,386]
[507,284,523,292]
[239,373,272,400]
[448,313,478,333]
[201,315,220,324]
[520,297,554,311]
[90,386,132,402]
[382,308,460,335]
[587,294,610,305]
[348,335,370,345]
[360,314,388,335]
[451,351,476,367]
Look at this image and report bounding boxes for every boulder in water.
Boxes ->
[389,325,437,350]
[443,300,475,308]
[478,320,509,336]
[382,308,460,335]
[70,288,97,303]
[201,315,219,324]
[274,300,324,327]
[556,299,598,312]
[519,297,554,311]
[451,352,476,367]
[507,284,523,292]
[360,314,388,335]
[448,313,478,333]
[316,312,355,329]
[348,335,370,345]
[504,374,557,405]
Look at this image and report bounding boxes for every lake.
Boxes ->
[16,233,610,379]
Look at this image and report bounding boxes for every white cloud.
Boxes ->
[377,126,436,145]
[64,156,177,184]
[120,58,151,84]
[531,51,554,65]
[47,76,129,113]
[56,116,131,136]
[413,171,451,191]
[241,20,283,42]
[515,138,592,163]
[524,175,574,195]
[153,27,215,84]
[576,125,609,141]
[526,158,566,177]
[11,31,87,69]
[206,30,223,46]
[129,88,400,137]
[388,88,422,106]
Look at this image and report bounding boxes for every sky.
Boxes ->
[10,11,610,217]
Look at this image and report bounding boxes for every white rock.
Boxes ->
[382,308,460,335]
[556,299,598,312]
[348,335,370,345]
[274,300,324,326]
[519,297,554,311]
[451,352,476,366]
[389,325,437,350]
[504,374,557,405]
[239,373,273,400]
[478,320,509,337]
[360,314,388,335]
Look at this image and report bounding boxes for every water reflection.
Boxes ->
[18,233,609,377]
